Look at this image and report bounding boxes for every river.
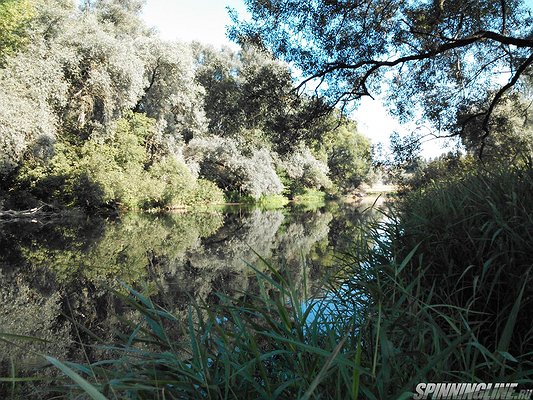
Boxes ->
[0,200,379,381]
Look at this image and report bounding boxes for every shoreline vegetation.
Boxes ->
[2,0,533,398]
[0,0,375,218]
[4,161,532,399]
[0,183,397,220]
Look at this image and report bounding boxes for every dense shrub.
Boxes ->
[13,113,224,210]
[280,146,331,195]
[186,178,225,206]
[185,136,284,199]
[148,156,197,207]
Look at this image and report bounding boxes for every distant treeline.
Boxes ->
[0,0,374,211]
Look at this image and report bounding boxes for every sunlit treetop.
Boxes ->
[230,0,533,156]
[0,0,34,64]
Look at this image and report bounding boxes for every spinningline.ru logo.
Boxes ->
[413,383,533,399]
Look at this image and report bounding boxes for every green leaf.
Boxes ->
[45,356,107,400]
[497,277,527,355]
[352,333,363,400]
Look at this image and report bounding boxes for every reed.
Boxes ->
[5,164,533,399]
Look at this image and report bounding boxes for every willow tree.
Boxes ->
[135,38,208,144]
[0,0,208,175]
[231,0,533,155]
[193,44,295,144]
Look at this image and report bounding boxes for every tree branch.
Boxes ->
[295,30,533,93]
[501,0,507,34]
[478,51,533,157]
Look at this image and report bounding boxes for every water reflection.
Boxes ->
[0,203,375,379]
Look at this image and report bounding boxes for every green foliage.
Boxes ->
[292,188,327,211]
[0,0,206,177]
[186,178,226,207]
[247,194,290,210]
[0,0,33,64]
[0,34,67,176]
[79,141,146,209]
[231,0,533,142]
[13,113,224,210]
[186,136,284,199]
[398,163,533,356]
[333,214,533,395]
[148,156,196,206]
[79,114,223,209]
[193,44,293,141]
[0,0,375,211]
[192,43,374,195]
[403,151,475,191]
[135,37,207,141]
[325,124,373,192]
[457,93,533,160]
[280,146,332,195]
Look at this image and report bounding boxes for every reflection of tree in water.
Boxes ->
[327,203,380,256]
[276,211,332,262]
[273,210,333,292]
[19,212,224,285]
[0,268,71,370]
[152,209,285,309]
[0,212,224,383]
[151,209,336,312]
[0,216,104,382]
[0,214,105,272]
[188,209,284,272]
[0,205,369,392]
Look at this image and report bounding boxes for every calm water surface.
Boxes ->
[0,202,375,377]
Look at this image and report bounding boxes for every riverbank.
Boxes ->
[0,187,374,218]
[339,182,397,208]
[23,163,532,399]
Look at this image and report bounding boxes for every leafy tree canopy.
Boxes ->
[231,0,533,155]
[0,0,33,64]
[0,0,376,207]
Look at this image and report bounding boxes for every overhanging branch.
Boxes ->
[296,30,533,94]
[477,51,533,157]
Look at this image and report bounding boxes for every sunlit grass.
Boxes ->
[292,189,327,211]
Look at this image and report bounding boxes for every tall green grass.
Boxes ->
[5,164,533,399]
[398,163,533,357]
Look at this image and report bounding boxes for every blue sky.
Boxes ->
[140,0,533,158]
